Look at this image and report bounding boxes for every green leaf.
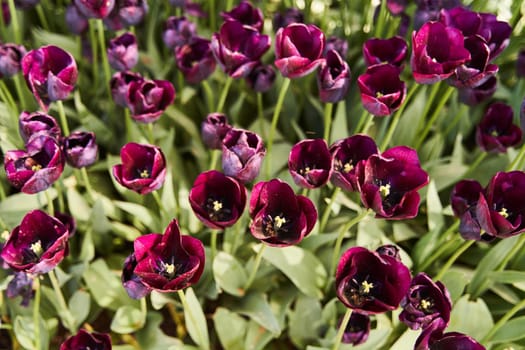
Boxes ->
[213,308,247,350]
[111,305,146,334]
[66,188,91,222]
[68,290,91,328]
[0,190,56,227]
[231,292,281,335]
[426,180,444,232]
[288,296,323,348]
[113,200,159,232]
[440,270,468,303]
[79,229,95,262]
[491,316,525,343]
[182,287,210,350]
[32,29,80,60]
[258,245,327,298]
[110,221,142,242]
[136,312,184,349]
[448,295,493,340]
[213,251,248,296]
[90,199,112,234]
[83,259,131,311]
[488,270,525,284]
[390,329,420,350]
[14,315,49,350]
[149,291,177,310]
[244,319,275,350]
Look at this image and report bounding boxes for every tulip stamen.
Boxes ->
[274,215,287,229]
[499,207,509,218]
[30,240,43,257]
[420,298,434,312]
[263,214,288,237]
[300,166,311,175]
[343,162,353,173]
[490,129,499,137]
[376,91,384,98]
[359,280,374,294]
[212,200,223,212]
[139,169,150,178]
[25,157,42,171]
[379,183,391,198]
[160,260,178,279]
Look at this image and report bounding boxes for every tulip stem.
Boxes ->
[33,277,41,350]
[35,3,49,31]
[361,113,375,135]
[147,123,154,144]
[507,142,525,171]
[88,20,100,89]
[209,150,220,171]
[354,109,369,134]
[80,167,96,202]
[210,230,219,260]
[0,5,7,40]
[96,19,112,97]
[209,0,216,31]
[0,79,17,112]
[462,152,487,179]
[201,80,214,113]
[14,74,27,110]
[45,189,55,216]
[496,234,525,272]
[434,239,475,281]
[323,102,334,142]
[417,226,461,272]
[152,191,168,221]
[332,308,352,350]
[373,0,388,38]
[56,100,70,136]
[216,76,233,113]
[48,269,77,334]
[177,289,204,345]
[266,77,291,178]
[244,244,266,291]
[319,187,341,233]
[482,297,525,344]
[6,0,21,44]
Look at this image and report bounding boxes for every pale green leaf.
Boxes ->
[183,288,210,350]
[213,251,248,296]
[213,308,247,350]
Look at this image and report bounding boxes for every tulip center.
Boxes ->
[159,260,179,279]
[346,277,376,306]
[420,298,434,312]
[490,129,499,137]
[359,280,374,294]
[24,157,42,171]
[499,207,509,219]
[263,214,289,237]
[335,159,353,173]
[379,183,391,198]
[376,91,384,98]
[30,240,43,257]
[139,169,150,178]
[205,198,232,222]
[299,166,312,175]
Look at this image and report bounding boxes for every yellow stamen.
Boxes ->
[164,262,176,276]
[360,280,374,294]
[31,240,43,256]
[274,216,287,229]
[140,169,149,178]
[420,299,432,310]
[31,164,42,171]
[379,183,391,198]
[343,163,353,173]
[499,207,509,218]
[212,200,222,212]
[376,91,384,98]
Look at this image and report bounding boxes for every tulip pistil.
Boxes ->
[335,159,353,173]
[25,157,42,171]
[140,169,150,178]
[360,280,374,294]
[379,183,391,198]
[420,298,434,312]
[30,240,43,256]
[264,214,288,237]
[499,207,509,218]
[160,260,178,279]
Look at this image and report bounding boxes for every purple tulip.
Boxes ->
[415,320,485,350]
[18,111,61,143]
[272,7,303,31]
[222,128,266,183]
[6,272,35,306]
[112,142,167,194]
[476,102,522,153]
[317,49,350,103]
[103,3,124,31]
[357,64,406,116]
[249,179,317,247]
[376,244,401,261]
[363,36,407,69]
[335,246,411,314]
[21,45,78,111]
[330,134,379,192]
[339,312,370,345]
[288,138,332,189]
[356,146,429,220]
[60,329,112,350]
[211,21,271,78]
[221,0,264,32]
[450,179,486,241]
[325,36,349,59]
[0,43,26,78]
[414,0,462,30]
[386,0,407,15]
[411,21,470,84]
[127,220,205,293]
[126,78,175,123]
[55,212,77,237]
[517,50,525,77]
[122,253,152,299]
[0,210,69,274]
[63,131,98,168]
[110,70,143,107]
[246,63,276,93]
[65,4,89,35]
[400,273,452,330]
[116,0,148,27]
[163,16,197,50]
[189,170,247,230]
[74,0,115,19]
[4,135,65,194]
[275,23,325,79]
[457,75,497,106]
[175,36,216,84]
[201,112,232,150]
[107,32,139,71]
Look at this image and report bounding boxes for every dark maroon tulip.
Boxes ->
[400,273,452,330]
[63,131,98,168]
[357,64,406,116]
[411,21,470,84]
[6,272,34,307]
[288,138,332,189]
[275,23,325,79]
[60,329,112,350]
[65,4,89,35]
[112,142,166,194]
[317,50,350,103]
[339,312,370,345]
[110,70,143,107]
[122,253,152,299]
[249,179,317,247]
[221,0,264,32]
[211,21,271,79]
[1,1,10,25]
[0,43,26,78]
[476,102,522,153]
[325,36,349,59]
[116,0,148,26]
[126,78,175,123]
[272,7,303,31]
[74,0,115,19]
[107,32,138,71]
[4,135,65,194]
[450,180,485,241]
[457,75,497,106]
[246,63,276,93]
[55,212,77,237]
[415,320,485,350]
[330,134,379,192]
[131,220,205,293]
[189,170,247,230]
[414,0,462,30]
[0,210,69,274]
[21,45,78,111]
[201,112,232,150]
[163,16,197,50]
[517,50,525,77]
[363,36,407,68]
[222,128,266,183]
[335,246,411,314]
[18,111,61,143]
[376,244,401,261]
[175,37,216,84]
[356,146,429,220]
[476,171,525,238]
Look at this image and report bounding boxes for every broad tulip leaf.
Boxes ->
[213,251,248,296]
[448,295,493,340]
[68,290,91,328]
[111,305,146,334]
[231,292,281,335]
[213,308,247,350]
[183,287,210,350]
[491,316,525,343]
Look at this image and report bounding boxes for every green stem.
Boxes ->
[7,0,21,44]
[266,77,291,178]
[80,167,95,202]
[323,102,334,142]
[216,76,233,113]
[96,19,111,96]
[462,152,487,179]
[434,240,475,281]
[14,74,27,110]
[0,179,6,201]
[417,226,461,272]
[209,149,220,171]
[33,277,41,350]
[0,3,7,40]
[210,230,219,261]
[201,80,214,113]
[209,0,216,31]
[0,79,17,111]
[373,0,387,38]
[147,123,154,144]
[353,109,369,134]
[378,322,408,350]
[152,191,167,218]
[48,269,77,333]
[140,296,147,319]
[361,113,375,135]
[45,189,54,216]
[244,244,267,291]
[35,3,50,31]
[496,234,525,272]
[319,187,341,233]
[56,100,70,135]
[507,143,525,171]
[482,298,525,344]
[332,308,352,350]
[414,85,455,150]
[177,289,205,344]
[257,92,266,140]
